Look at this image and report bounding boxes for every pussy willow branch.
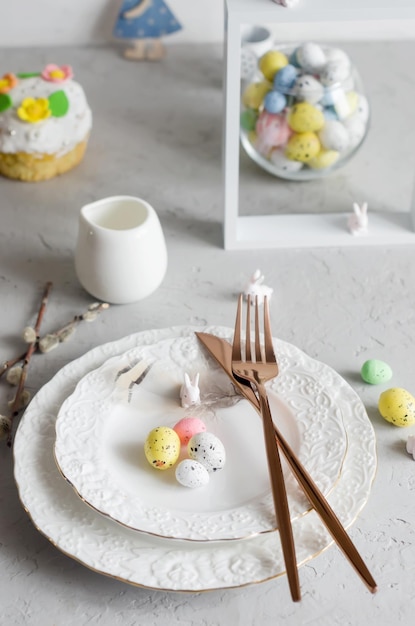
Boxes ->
[6,281,52,447]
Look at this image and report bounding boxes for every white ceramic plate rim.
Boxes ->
[53,330,347,541]
[13,326,377,592]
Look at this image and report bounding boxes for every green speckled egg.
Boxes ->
[378,388,415,427]
[144,426,180,470]
[285,132,320,162]
[361,359,393,385]
[240,109,258,131]
[288,102,325,133]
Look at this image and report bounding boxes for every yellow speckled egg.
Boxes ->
[242,81,272,110]
[378,388,415,427]
[259,50,288,81]
[288,102,325,133]
[144,426,181,470]
[285,132,321,162]
[308,149,340,169]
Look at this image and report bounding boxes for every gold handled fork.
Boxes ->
[232,293,301,602]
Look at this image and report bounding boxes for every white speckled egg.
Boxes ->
[318,120,349,152]
[344,115,366,148]
[324,47,351,69]
[320,60,350,87]
[293,74,324,105]
[296,42,326,73]
[175,459,210,488]
[270,148,303,172]
[188,432,226,473]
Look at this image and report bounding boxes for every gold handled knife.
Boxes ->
[196,331,377,594]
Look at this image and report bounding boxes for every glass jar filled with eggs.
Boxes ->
[240,41,370,181]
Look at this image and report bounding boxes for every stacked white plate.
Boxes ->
[13,326,376,592]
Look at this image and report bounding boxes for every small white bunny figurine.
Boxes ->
[348,202,368,236]
[406,435,415,460]
[244,269,273,305]
[180,372,201,408]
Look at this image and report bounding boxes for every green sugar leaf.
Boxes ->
[16,72,41,79]
[0,93,12,113]
[48,90,69,117]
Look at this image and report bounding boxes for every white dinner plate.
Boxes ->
[54,331,347,541]
[13,326,377,592]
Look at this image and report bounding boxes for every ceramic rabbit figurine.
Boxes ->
[348,202,368,236]
[180,372,201,408]
[406,435,415,460]
[244,269,273,305]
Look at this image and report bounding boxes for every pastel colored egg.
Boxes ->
[144,426,181,470]
[288,102,325,133]
[293,75,324,105]
[296,42,326,73]
[361,359,393,385]
[318,120,349,152]
[333,90,352,120]
[285,132,321,162]
[344,115,366,148]
[242,81,272,110]
[323,106,339,121]
[240,109,258,131]
[264,90,287,114]
[270,148,304,172]
[259,50,289,81]
[378,388,415,427]
[320,60,350,87]
[324,47,351,69]
[175,459,210,489]
[273,64,298,92]
[308,149,340,169]
[173,416,207,446]
[188,432,226,473]
[346,91,359,116]
[289,48,301,68]
[255,111,291,155]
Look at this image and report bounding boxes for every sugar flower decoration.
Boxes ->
[41,64,73,83]
[0,73,18,94]
[17,97,51,123]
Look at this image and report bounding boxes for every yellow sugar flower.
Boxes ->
[17,97,51,123]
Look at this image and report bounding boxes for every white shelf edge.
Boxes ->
[224,212,415,250]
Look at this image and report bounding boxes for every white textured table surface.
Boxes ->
[1,43,415,625]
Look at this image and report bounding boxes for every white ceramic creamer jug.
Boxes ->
[75,196,167,304]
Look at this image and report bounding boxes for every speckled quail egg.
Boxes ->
[144,426,181,470]
[175,459,210,488]
[188,432,226,473]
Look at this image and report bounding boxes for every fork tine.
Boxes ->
[263,295,277,364]
[232,293,243,362]
[246,295,252,361]
[254,296,262,362]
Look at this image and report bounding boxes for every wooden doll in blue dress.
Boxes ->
[114,0,182,60]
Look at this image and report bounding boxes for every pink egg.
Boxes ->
[255,111,292,156]
[173,417,207,445]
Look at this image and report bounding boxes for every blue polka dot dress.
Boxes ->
[113,0,182,40]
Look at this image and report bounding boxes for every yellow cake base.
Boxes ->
[0,139,88,182]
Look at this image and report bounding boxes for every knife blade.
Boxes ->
[196,331,377,594]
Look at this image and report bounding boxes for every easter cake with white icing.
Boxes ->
[0,65,92,181]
